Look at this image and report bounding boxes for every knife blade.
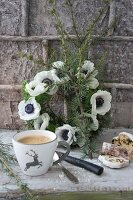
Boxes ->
[58,163,79,184]
[57,151,104,175]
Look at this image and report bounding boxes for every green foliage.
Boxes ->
[22,80,30,101]
[18,0,111,158]
[36,93,51,109]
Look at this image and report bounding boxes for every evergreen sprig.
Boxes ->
[49,0,111,156]
[0,139,38,200]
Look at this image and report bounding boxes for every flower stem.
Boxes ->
[75,90,84,118]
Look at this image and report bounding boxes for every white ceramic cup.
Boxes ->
[12,130,70,176]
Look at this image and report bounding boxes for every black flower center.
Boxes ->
[31,86,35,90]
[39,121,43,128]
[81,69,88,75]
[96,96,104,108]
[25,104,34,114]
[43,78,53,85]
[61,129,69,141]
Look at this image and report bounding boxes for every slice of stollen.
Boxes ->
[98,155,129,169]
[112,132,133,145]
[112,132,133,160]
[101,142,130,160]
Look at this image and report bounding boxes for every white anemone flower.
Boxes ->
[90,90,112,115]
[80,60,95,77]
[55,124,77,145]
[52,61,64,69]
[18,97,41,121]
[34,113,50,130]
[25,80,48,97]
[88,77,99,89]
[34,69,61,95]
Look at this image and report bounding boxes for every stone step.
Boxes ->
[0,0,132,36]
[0,128,133,199]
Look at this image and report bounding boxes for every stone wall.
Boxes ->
[0,0,133,129]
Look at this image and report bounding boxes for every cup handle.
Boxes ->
[53,141,70,165]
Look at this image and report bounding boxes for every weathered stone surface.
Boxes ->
[116,89,133,102]
[10,101,24,130]
[29,0,132,36]
[0,40,47,84]
[0,88,24,129]
[0,1,22,35]
[113,102,133,127]
[0,101,12,129]
[21,0,29,36]
[0,129,133,198]
[90,40,133,84]
[29,0,109,36]
[115,0,133,36]
[0,0,132,37]
[0,86,21,102]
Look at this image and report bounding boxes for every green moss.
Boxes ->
[40,192,133,200]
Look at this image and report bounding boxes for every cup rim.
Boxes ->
[12,130,57,146]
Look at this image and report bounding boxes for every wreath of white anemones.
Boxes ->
[52,61,64,69]
[90,90,112,115]
[55,124,77,145]
[18,97,41,121]
[25,80,48,97]
[34,69,61,95]
[34,113,50,130]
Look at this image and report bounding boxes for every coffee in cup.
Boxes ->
[17,135,51,144]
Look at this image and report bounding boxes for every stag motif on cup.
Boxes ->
[24,150,43,171]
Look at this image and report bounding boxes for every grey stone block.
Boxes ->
[28,0,133,36]
[0,101,13,129]
[113,102,133,127]
[0,0,132,37]
[0,86,21,102]
[90,40,133,84]
[0,40,47,84]
[116,89,133,102]
[0,86,23,129]
[29,0,109,36]
[114,0,133,36]
[0,1,22,35]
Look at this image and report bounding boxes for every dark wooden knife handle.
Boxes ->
[57,152,104,175]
